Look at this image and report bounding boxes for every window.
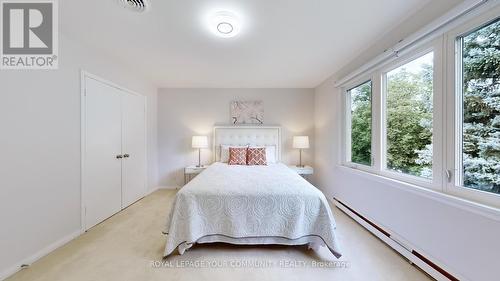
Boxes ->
[457,18,500,195]
[347,81,372,166]
[384,52,434,179]
[339,6,500,208]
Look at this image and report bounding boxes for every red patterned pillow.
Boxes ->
[247,147,267,165]
[228,147,247,165]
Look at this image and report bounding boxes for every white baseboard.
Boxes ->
[333,199,466,281]
[0,229,81,281]
[156,186,180,190]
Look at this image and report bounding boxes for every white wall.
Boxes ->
[313,3,500,280]
[0,34,158,278]
[158,88,315,187]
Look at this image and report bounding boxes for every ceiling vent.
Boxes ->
[118,0,150,13]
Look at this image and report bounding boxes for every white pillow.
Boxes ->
[249,145,277,164]
[220,145,247,163]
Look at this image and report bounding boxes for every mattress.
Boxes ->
[163,162,342,258]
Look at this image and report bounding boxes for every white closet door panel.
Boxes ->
[84,77,122,229]
[121,93,146,208]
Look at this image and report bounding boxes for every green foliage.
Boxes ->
[350,82,372,165]
[386,64,433,177]
[349,63,433,177]
[462,19,500,193]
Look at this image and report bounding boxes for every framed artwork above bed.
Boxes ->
[230,100,264,125]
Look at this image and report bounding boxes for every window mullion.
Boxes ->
[432,36,445,191]
[345,90,352,164]
[372,71,383,172]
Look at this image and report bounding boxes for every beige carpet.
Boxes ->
[7,189,432,281]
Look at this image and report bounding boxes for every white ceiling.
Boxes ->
[61,0,447,88]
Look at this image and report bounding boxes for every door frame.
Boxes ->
[80,70,148,232]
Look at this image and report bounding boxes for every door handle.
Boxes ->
[123,154,130,158]
[445,170,452,183]
[116,155,123,159]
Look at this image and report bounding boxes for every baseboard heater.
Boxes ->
[333,198,460,281]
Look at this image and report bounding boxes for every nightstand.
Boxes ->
[184,165,207,184]
[288,165,314,180]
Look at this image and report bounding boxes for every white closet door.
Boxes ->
[84,77,123,230]
[121,92,146,208]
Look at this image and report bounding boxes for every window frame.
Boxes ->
[342,76,375,172]
[379,39,444,190]
[445,9,500,209]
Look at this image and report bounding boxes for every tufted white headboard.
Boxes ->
[213,126,281,162]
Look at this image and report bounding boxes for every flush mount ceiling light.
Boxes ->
[209,11,241,38]
[217,22,233,34]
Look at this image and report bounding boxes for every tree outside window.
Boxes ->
[348,81,372,166]
[461,18,500,194]
[385,52,434,179]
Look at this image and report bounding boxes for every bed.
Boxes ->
[163,126,342,258]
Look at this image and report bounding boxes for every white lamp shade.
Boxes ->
[293,136,309,149]
[192,136,208,148]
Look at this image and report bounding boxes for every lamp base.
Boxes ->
[297,149,305,168]
[195,164,204,168]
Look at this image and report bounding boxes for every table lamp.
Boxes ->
[293,136,309,168]
[192,136,208,167]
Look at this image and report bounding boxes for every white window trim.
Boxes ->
[342,40,443,190]
[445,6,500,209]
[379,39,443,191]
[340,3,500,209]
[342,76,375,172]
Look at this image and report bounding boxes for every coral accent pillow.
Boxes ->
[220,145,247,163]
[228,147,247,165]
[247,147,267,165]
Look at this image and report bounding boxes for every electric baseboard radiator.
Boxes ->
[333,198,460,281]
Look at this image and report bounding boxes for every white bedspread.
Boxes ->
[163,162,342,258]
